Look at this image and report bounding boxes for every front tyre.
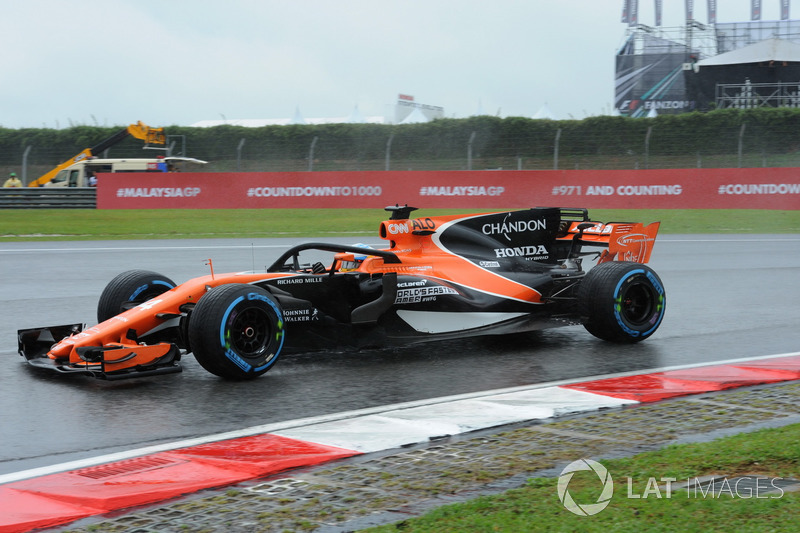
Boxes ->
[188,284,284,379]
[578,262,665,343]
[97,270,177,323]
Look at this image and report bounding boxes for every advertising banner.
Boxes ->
[96,169,800,210]
[752,0,761,20]
[615,50,694,117]
[628,0,638,25]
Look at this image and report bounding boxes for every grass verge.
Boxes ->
[1,208,799,241]
[364,423,800,532]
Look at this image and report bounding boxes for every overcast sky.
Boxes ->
[0,0,785,128]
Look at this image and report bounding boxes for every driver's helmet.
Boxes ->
[340,243,373,271]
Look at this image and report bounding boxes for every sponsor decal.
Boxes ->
[136,299,164,310]
[552,185,682,196]
[224,347,251,371]
[616,233,653,246]
[398,280,428,288]
[494,245,549,259]
[283,308,320,322]
[276,277,323,285]
[247,292,273,303]
[479,261,501,268]
[616,233,654,263]
[619,99,695,112]
[116,187,201,198]
[482,218,547,237]
[616,185,682,196]
[246,186,382,197]
[386,222,410,235]
[412,218,436,231]
[418,185,505,196]
[718,183,800,195]
[581,223,613,234]
[395,285,458,304]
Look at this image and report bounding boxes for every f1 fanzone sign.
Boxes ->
[97,169,800,210]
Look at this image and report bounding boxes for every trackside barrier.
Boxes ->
[0,188,96,209]
[97,168,800,210]
[2,169,799,210]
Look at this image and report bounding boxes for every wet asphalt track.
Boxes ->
[1,235,799,476]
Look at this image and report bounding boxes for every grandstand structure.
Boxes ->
[616,1,800,116]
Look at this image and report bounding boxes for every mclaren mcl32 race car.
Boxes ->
[18,205,666,381]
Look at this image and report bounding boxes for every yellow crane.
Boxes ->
[28,121,166,187]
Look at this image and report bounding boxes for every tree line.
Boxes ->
[3,108,800,174]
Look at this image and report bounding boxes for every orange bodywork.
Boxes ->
[46,273,292,372]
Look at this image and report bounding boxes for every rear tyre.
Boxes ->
[97,270,176,323]
[578,262,665,343]
[188,284,284,380]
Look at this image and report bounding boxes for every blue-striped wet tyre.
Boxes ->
[97,270,177,323]
[578,261,665,343]
[188,284,285,379]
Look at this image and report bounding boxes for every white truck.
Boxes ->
[45,156,207,187]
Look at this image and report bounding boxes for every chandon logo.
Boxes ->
[482,217,546,240]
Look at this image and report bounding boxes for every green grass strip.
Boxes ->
[365,423,800,532]
[1,209,798,241]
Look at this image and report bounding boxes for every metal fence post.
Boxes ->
[166,135,186,157]
[467,131,476,170]
[738,123,746,168]
[385,133,394,171]
[21,145,32,185]
[554,128,562,170]
[236,138,246,171]
[308,136,318,172]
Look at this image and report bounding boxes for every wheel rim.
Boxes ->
[618,281,656,326]
[229,307,271,356]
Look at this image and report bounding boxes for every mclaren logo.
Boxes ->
[398,280,428,288]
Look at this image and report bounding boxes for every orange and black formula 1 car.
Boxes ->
[18,205,665,380]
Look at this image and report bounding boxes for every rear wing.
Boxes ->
[565,221,660,264]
